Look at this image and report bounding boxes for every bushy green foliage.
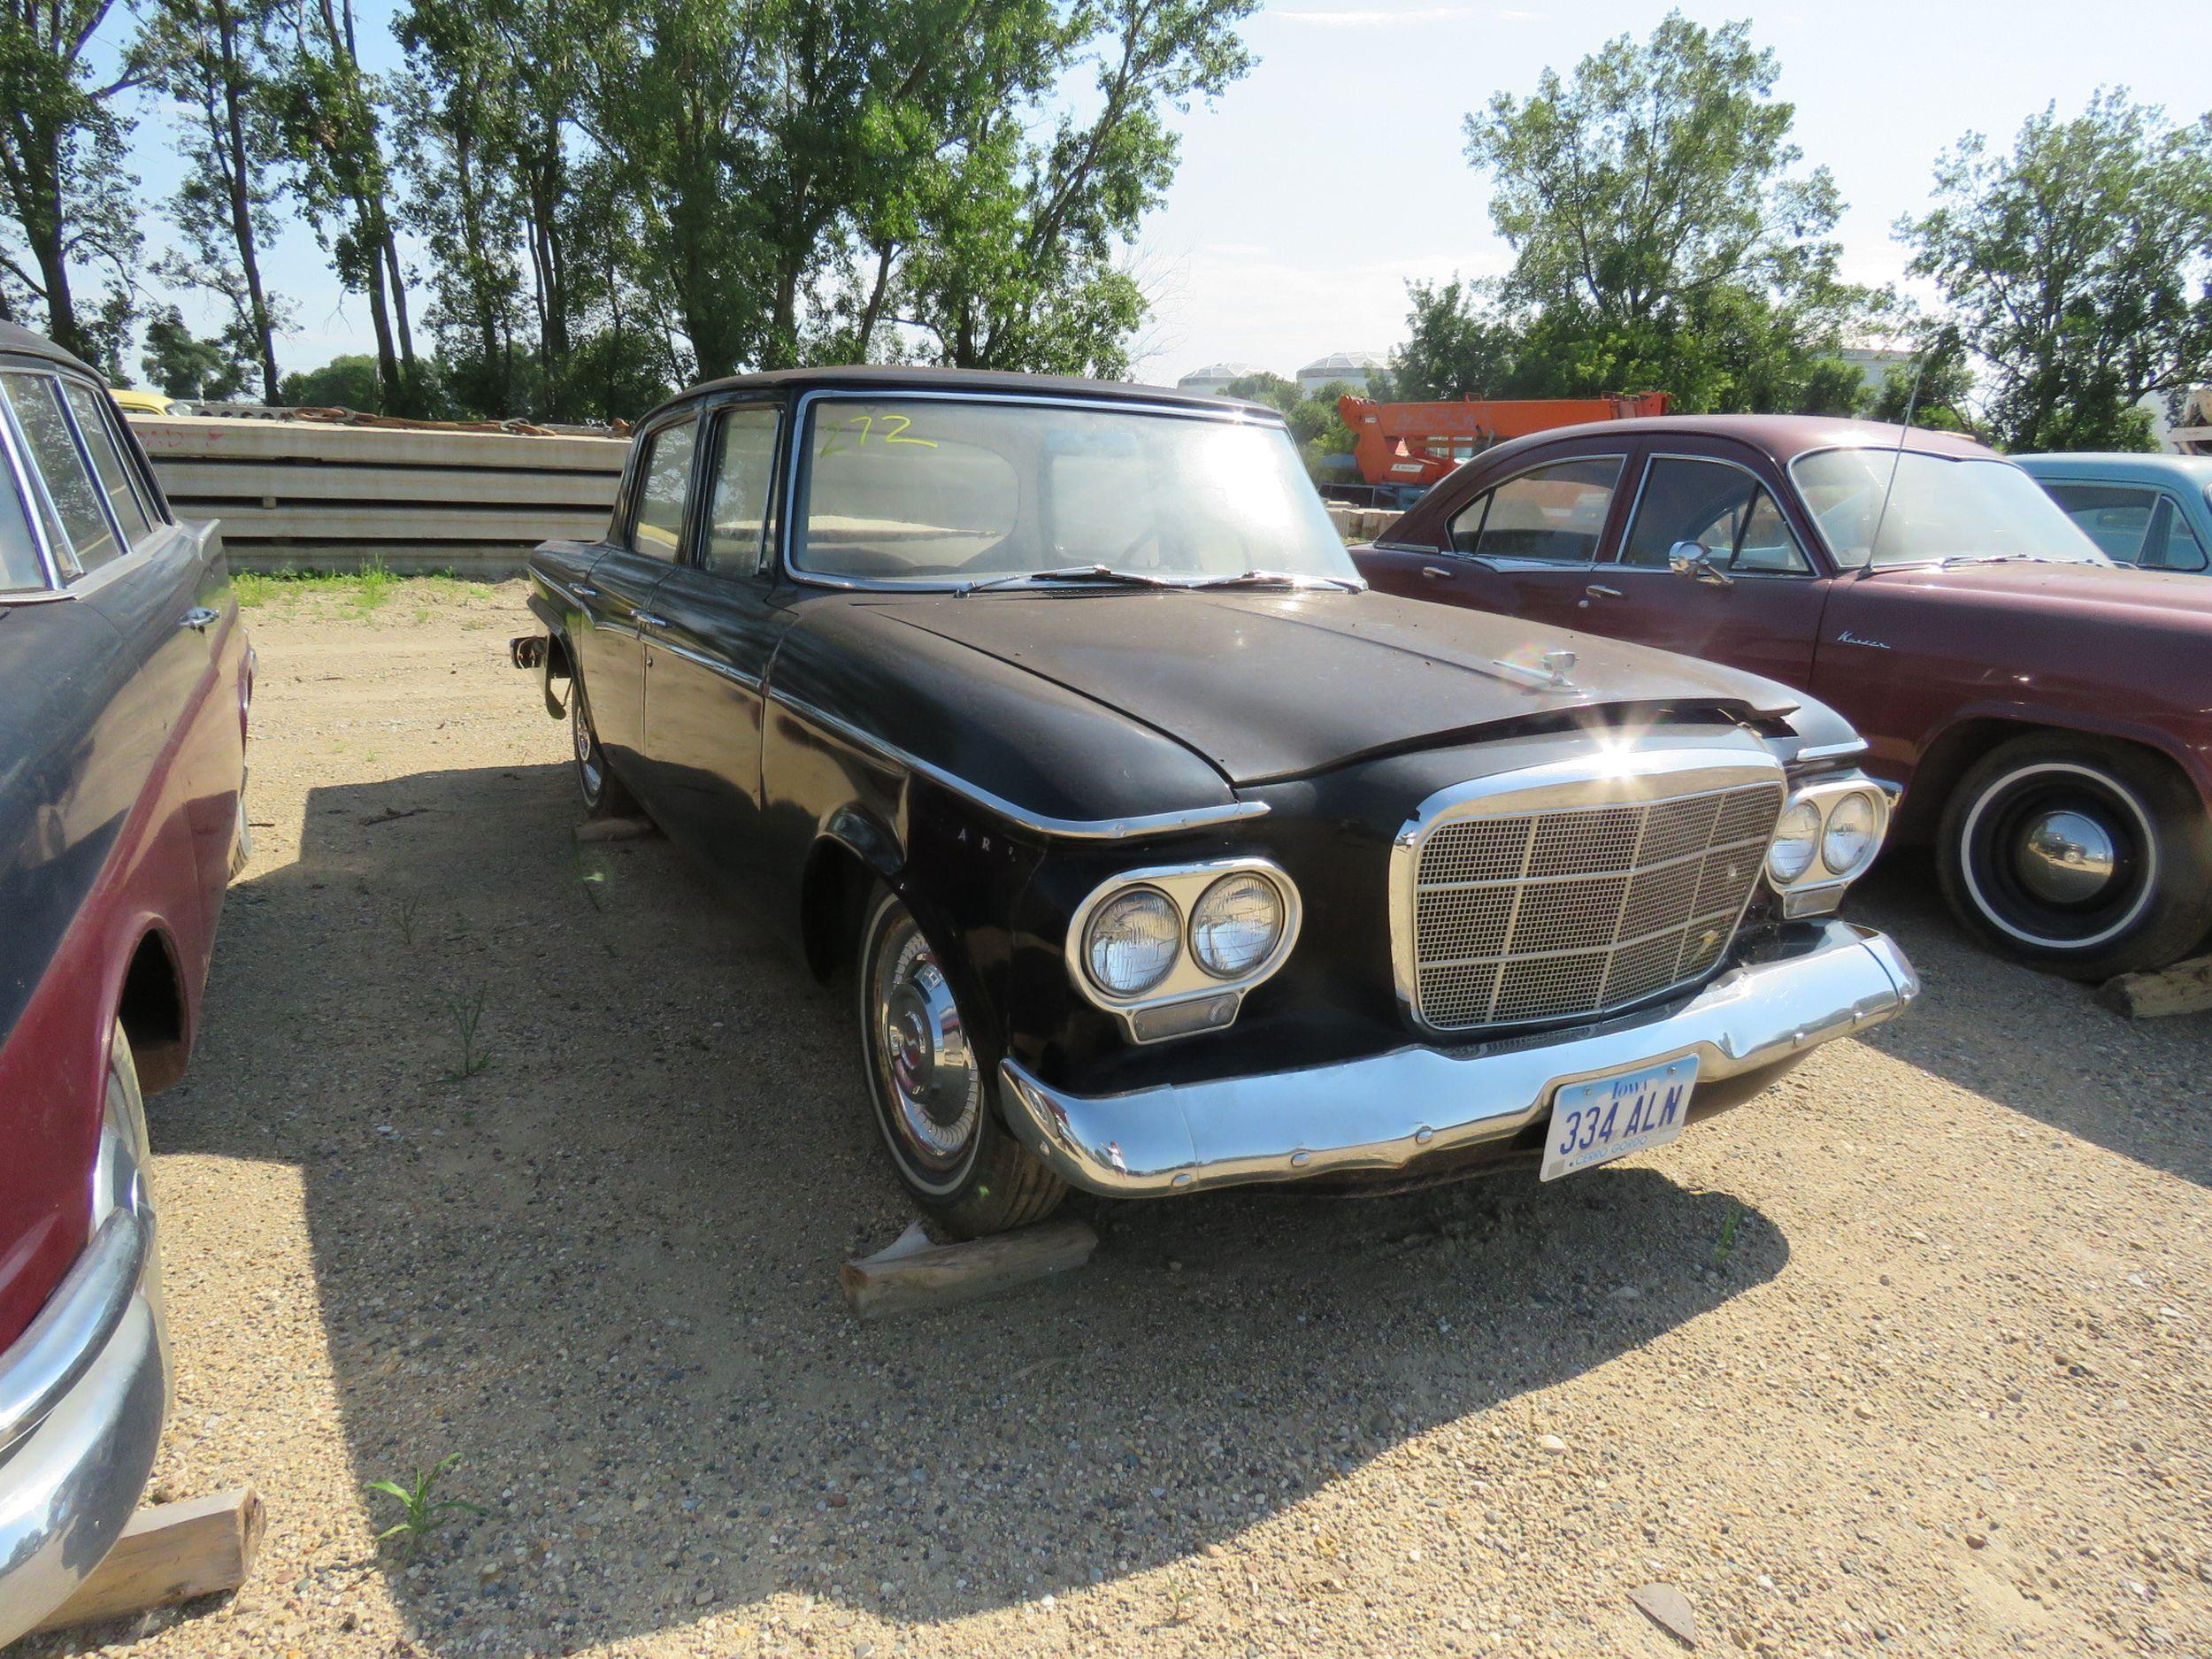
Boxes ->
[1901,89,2212,453]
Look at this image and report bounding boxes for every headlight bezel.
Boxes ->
[1066,857,1302,1043]
[1764,772,1892,909]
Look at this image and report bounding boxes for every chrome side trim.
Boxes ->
[1001,921,1918,1197]
[770,690,1268,841]
[654,635,764,691]
[1796,737,1870,764]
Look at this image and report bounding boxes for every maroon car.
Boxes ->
[1356,415,2212,979]
[0,323,250,1640]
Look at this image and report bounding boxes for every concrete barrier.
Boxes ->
[1325,503,1402,543]
[128,415,628,575]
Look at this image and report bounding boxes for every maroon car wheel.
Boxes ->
[1938,733,2212,980]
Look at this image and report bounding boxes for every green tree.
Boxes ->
[279,349,379,407]
[276,0,421,411]
[142,303,253,398]
[1866,341,1979,435]
[0,0,142,361]
[140,0,288,401]
[1462,12,1872,411]
[1390,277,1526,400]
[885,0,1257,375]
[1901,89,2212,453]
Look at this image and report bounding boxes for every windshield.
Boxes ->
[789,396,1359,587]
[1789,449,2108,569]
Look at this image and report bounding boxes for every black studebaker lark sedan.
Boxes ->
[513,368,1919,1236]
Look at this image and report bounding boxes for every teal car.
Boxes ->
[2016,452,2212,573]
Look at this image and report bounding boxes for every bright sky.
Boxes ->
[125,0,2212,388]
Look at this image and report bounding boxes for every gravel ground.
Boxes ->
[17,580,2210,1659]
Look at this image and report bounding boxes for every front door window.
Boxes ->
[1623,457,1808,574]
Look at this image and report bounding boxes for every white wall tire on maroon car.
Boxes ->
[856,885,1064,1238]
[1937,733,2212,981]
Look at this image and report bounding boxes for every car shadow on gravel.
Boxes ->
[1842,851,2210,1189]
[157,760,1790,1655]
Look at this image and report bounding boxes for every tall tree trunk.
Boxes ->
[361,234,400,408]
[381,227,414,367]
[856,241,895,362]
[213,0,280,403]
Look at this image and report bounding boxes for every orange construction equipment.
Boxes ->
[1338,391,1672,488]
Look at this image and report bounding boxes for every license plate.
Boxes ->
[1539,1055,1699,1182]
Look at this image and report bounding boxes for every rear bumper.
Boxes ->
[1000,920,1917,1197]
[0,1097,169,1645]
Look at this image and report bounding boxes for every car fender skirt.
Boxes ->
[999,921,1918,1197]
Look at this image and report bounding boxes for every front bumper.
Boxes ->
[0,1090,169,1645]
[1001,920,1918,1197]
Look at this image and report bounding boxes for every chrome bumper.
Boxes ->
[0,1087,169,1645]
[1001,920,1918,1198]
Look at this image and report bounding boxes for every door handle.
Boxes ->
[1420,565,1455,580]
[180,606,219,633]
[1585,584,1622,599]
[633,610,669,629]
[572,582,598,599]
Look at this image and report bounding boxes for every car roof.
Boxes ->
[0,319,99,379]
[1470,411,1995,472]
[2013,451,2212,482]
[646,363,1282,426]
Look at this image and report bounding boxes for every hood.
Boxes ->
[862,588,1800,785]
[1860,559,2212,622]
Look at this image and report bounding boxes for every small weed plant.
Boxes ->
[446,985,493,1080]
[367,1455,483,1560]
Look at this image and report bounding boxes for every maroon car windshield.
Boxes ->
[1790,449,2108,570]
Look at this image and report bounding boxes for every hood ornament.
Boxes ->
[1491,648,1584,694]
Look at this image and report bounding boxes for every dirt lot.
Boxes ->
[22,580,2211,1659]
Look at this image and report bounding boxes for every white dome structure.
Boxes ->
[1295,350,1388,395]
[1175,361,1271,396]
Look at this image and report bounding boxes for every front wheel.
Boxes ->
[857,886,1064,1237]
[1936,733,2212,980]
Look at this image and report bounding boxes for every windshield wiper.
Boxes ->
[1936,553,2078,568]
[1192,568,1363,592]
[957,564,1185,596]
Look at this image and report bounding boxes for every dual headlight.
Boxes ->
[1071,860,1302,1041]
[1765,777,1889,898]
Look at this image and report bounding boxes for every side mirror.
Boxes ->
[1668,541,1734,588]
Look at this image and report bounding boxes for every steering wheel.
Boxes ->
[1118,525,1161,565]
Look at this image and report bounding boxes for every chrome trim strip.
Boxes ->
[1796,737,1870,764]
[1063,858,1303,1041]
[1001,921,1918,1197]
[1386,747,1787,1036]
[655,634,764,691]
[535,571,583,610]
[770,690,1268,841]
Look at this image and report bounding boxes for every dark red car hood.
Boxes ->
[868,588,1803,785]
[1859,559,2212,623]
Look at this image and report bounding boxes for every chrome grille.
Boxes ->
[1408,778,1784,1031]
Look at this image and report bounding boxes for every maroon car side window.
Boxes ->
[1448,457,1623,564]
[1622,456,1809,575]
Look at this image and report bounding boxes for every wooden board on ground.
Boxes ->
[31,1487,265,1634]
[574,816,658,843]
[841,1218,1098,1320]
[2097,953,2212,1019]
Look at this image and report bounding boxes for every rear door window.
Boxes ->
[2155,503,2209,572]
[703,406,780,573]
[1448,457,1623,565]
[1,370,118,572]
[61,380,155,545]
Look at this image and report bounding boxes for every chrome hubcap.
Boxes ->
[872,911,979,1170]
[2016,810,2118,904]
[573,698,603,800]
